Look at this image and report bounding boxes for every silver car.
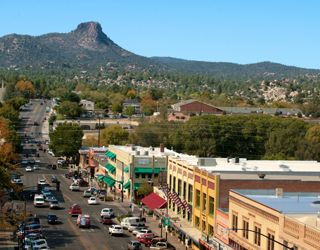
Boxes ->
[83,190,91,197]
[49,200,60,209]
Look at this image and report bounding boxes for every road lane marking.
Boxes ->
[67,219,89,250]
[62,193,72,202]
[42,175,51,186]
[103,246,109,250]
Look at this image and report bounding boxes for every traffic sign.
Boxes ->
[164,218,170,226]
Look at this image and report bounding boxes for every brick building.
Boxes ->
[172,100,223,113]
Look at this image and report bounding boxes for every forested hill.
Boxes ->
[151,57,320,78]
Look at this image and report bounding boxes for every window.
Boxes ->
[202,220,206,232]
[148,174,152,179]
[188,185,193,203]
[196,190,200,209]
[182,209,186,218]
[183,182,186,197]
[255,226,261,246]
[169,175,172,189]
[141,174,145,179]
[209,197,214,216]
[203,193,207,212]
[293,247,298,250]
[283,241,288,250]
[178,180,182,196]
[135,174,139,178]
[243,220,249,239]
[267,233,275,250]
[195,216,200,229]
[232,214,238,232]
[173,177,176,190]
[209,224,214,236]
[187,212,192,221]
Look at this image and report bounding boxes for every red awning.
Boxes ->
[141,193,167,211]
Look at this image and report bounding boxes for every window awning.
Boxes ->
[134,183,141,190]
[104,163,116,173]
[141,193,167,211]
[134,168,153,174]
[154,168,163,174]
[103,176,115,187]
[97,176,104,181]
[105,151,116,160]
[124,167,129,173]
[123,181,131,189]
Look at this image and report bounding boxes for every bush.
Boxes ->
[100,196,113,201]
[116,214,133,223]
[274,111,279,116]
[297,112,302,118]
[222,110,226,115]
[176,116,180,119]
[189,112,196,117]
[181,116,185,120]
[305,111,310,117]
[172,113,175,116]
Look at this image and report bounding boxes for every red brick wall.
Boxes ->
[219,179,320,209]
[180,101,223,112]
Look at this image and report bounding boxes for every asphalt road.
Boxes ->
[15,100,149,250]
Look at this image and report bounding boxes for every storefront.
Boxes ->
[199,236,233,250]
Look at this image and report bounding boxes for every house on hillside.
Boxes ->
[172,99,223,113]
[80,99,95,111]
[123,99,141,114]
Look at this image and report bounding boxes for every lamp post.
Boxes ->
[225,228,294,250]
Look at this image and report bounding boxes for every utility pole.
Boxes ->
[98,117,101,147]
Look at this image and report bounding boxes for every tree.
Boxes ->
[49,122,83,159]
[111,103,122,115]
[0,106,20,122]
[126,90,136,100]
[5,97,28,111]
[48,114,57,125]
[15,80,35,99]
[142,105,154,115]
[274,111,279,116]
[138,180,153,197]
[56,101,86,118]
[158,106,169,121]
[100,125,129,146]
[75,83,87,92]
[305,111,310,117]
[95,102,108,110]
[82,134,99,147]
[306,126,320,144]
[297,112,302,118]
[257,97,265,105]
[124,106,135,116]
[57,92,81,104]
[140,93,157,110]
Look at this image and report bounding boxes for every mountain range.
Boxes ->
[1,21,319,77]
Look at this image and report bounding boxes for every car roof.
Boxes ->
[48,214,56,216]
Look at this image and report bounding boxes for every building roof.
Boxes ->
[232,189,320,228]
[109,145,176,158]
[173,99,220,110]
[217,106,302,115]
[124,99,140,105]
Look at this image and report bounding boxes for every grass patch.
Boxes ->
[116,214,133,223]
[56,115,66,120]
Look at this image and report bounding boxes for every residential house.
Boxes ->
[123,99,141,114]
[80,99,95,111]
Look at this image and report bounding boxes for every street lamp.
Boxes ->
[225,228,294,250]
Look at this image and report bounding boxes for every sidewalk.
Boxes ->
[0,229,17,250]
[116,201,190,250]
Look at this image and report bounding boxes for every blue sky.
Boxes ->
[1,0,319,69]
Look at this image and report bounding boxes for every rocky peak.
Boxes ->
[71,21,108,41]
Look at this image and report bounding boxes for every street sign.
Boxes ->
[164,218,170,226]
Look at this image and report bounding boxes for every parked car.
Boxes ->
[83,190,91,197]
[127,241,142,250]
[88,197,98,205]
[15,179,23,185]
[47,214,58,224]
[88,187,96,194]
[138,235,154,247]
[101,208,114,217]
[78,180,89,187]
[29,191,39,200]
[24,239,49,250]
[23,233,45,244]
[94,189,106,196]
[100,216,112,225]
[26,217,40,225]
[128,223,140,232]
[49,200,60,209]
[97,192,106,199]
[149,242,176,250]
[77,214,91,228]
[136,229,154,238]
[109,225,123,236]
[69,204,82,216]
[132,227,147,236]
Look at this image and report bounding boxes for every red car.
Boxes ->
[38,146,43,150]
[78,180,89,187]
[69,204,82,216]
[67,172,75,178]
[36,142,41,146]
[100,216,112,225]
[138,234,154,246]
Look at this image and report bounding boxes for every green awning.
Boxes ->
[103,176,115,187]
[134,183,141,190]
[104,163,116,173]
[117,181,124,184]
[105,151,116,160]
[134,168,153,174]
[154,168,162,174]
[124,167,129,173]
[97,176,104,181]
[123,181,131,189]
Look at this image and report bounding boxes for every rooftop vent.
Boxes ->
[310,201,320,207]
[235,157,240,163]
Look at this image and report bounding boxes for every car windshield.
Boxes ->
[48,215,57,219]
[133,242,141,246]
[51,201,58,204]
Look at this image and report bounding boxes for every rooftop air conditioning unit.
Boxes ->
[136,151,140,156]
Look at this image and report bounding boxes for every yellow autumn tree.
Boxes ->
[15,80,35,98]
[306,126,320,144]
[139,93,157,109]
[126,89,136,99]
[82,135,99,147]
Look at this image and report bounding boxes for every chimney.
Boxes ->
[160,143,164,153]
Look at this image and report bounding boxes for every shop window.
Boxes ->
[188,185,193,203]
[154,173,158,178]
[135,174,139,178]
[148,174,152,179]
[232,214,238,232]
[255,226,261,246]
[202,193,207,212]
[209,197,214,217]
[267,233,275,250]
[141,174,145,178]
[196,190,200,209]
[243,220,249,239]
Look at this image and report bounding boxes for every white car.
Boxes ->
[108,225,123,236]
[136,229,154,238]
[33,164,40,170]
[38,179,46,185]
[26,166,33,172]
[46,141,50,145]
[15,179,23,185]
[24,239,49,250]
[83,190,91,197]
[70,183,80,191]
[101,208,114,218]
[22,160,28,165]
[88,197,98,205]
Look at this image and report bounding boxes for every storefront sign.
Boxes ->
[138,159,149,165]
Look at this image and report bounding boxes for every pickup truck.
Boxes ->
[70,183,80,191]
[149,242,176,250]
